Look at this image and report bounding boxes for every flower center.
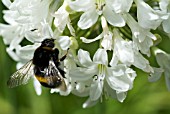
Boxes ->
[97,64,106,80]
[93,64,106,81]
[95,0,106,15]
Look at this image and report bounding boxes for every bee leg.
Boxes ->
[58,67,66,78]
[53,49,59,59]
[59,48,69,61]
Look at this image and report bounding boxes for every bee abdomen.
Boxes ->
[35,75,62,88]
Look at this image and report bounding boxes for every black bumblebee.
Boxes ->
[7,38,68,91]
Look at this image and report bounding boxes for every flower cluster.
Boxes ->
[1,0,170,108]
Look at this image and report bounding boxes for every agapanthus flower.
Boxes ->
[69,48,136,108]
[53,0,75,36]
[159,0,170,33]
[0,0,53,43]
[0,0,53,62]
[149,48,170,91]
[111,29,153,73]
[123,13,157,56]
[135,0,168,30]
[69,0,132,29]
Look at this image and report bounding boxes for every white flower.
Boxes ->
[25,21,54,42]
[3,22,53,62]
[135,0,169,30]
[112,29,134,66]
[0,0,52,34]
[69,0,127,29]
[111,29,153,73]
[53,0,75,36]
[0,0,54,59]
[80,16,113,50]
[151,48,170,91]
[69,48,136,108]
[159,0,170,33]
[54,35,71,51]
[123,13,157,56]
[33,77,42,96]
[4,0,52,25]
[148,67,164,82]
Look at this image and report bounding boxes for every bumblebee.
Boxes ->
[7,38,68,91]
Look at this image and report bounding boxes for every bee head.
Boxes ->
[41,38,55,48]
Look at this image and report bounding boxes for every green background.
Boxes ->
[1,1,170,114]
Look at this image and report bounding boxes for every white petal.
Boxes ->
[103,6,125,27]
[6,47,20,61]
[16,62,25,70]
[64,58,77,69]
[106,66,136,92]
[67,18,75,36]
[156,53,170,69]
[133,52,152,72]
[109,53,119,67]
[3,10,18,25]
[41,22,53,38]
[124,13,156,48]
[54,14,68,33]
[133,34,153,56]
[165,71,170,91]
[53,4,68,33]
[57,36,71,50]
[101,32,112,50]
[148,67,164,82]
[16,44,39,61]
[107,75,130,92]
[69,0,92,12]
[31,0,51,24]
[78,49,93,67]
[72,87,90,97]
[162,18,170,33]
[104,82,117,99]
[93,48,108,65]
[82,98,99,108]
[25,30,45,42]
[0,24,21,45]
[136,0,162,29]
[159,0,169,11]
[2,0,12,8]
[90,80,103,101]
[116,91,127,102]
[108,67,124,77]
[107,0,133,13]
[114,37,134,65]
[76,82,86,93]
[80,33,103,43]
[33,77,42,96]
[69,67,97,81]
[9,36,23,50]
[133,51,148,70]
[78,8,98,29]
[15,16,31,23]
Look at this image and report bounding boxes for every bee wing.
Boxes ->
[7,60,34,88]
[44,60,66,91]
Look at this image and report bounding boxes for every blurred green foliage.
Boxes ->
[1,1,170,114]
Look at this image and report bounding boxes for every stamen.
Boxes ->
[95,0,106,15]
